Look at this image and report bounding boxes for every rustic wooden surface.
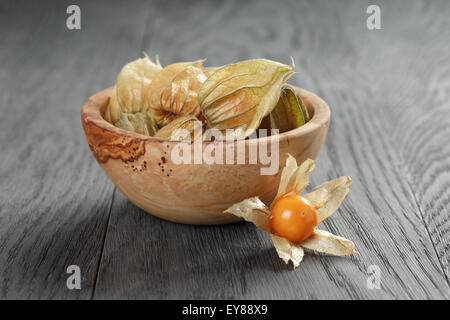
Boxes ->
[0,0,449,299]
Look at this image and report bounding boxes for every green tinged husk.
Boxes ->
[269,85,309,133]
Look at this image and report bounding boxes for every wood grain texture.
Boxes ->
[376,1,450,282]
[1,0,449,299]
[93,0,450,299]
[0,0,151,299]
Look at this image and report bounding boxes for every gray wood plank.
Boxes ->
[0,0,152,299]
[94,0,450,299]
[375,1,450,282]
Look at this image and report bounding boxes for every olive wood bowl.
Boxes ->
[81,86,330,225]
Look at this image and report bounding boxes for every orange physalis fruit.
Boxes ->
[270,194,317,243]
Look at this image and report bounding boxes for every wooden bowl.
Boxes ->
[81,86,330,225]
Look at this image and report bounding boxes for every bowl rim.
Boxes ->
[81,86,330,146]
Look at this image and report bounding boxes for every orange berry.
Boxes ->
[270,194,317,243]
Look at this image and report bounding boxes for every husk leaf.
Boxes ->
[198,59,295,139]
[224,154,357,269]
[107,55,162,124]
[224,197,270,232]
[271,235,305,268]
[272,154,315,207]
[303,176,352,224]
[225,196,306,268]
[148,60,207,126]
[114,111,158,136]
[270,85,309,133]
[300,229,357,256]
[154,115,203,141]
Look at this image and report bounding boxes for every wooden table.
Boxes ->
[1,0,449,299]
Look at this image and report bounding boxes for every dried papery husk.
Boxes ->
[154,111,180,128]
[271,235,304,267]
[303,176,352,224]
[272,154,315,207]
[104,104,111,123]
[147,60,207,127]
[107,55,162,124]
[270,85,309,133]
[258,115,271,131]
[225,196,306,268]
[224,197,271,232]
[105,86,119,123]
[154,115,204,141]
[114,111,158,136]
[198,59,295,139]
[224,155,357,268]
[202,66,219,78]
[255,115,273,138]
[300,229,357,256]
[298,93,309,125]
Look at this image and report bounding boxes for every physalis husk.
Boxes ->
[270,85,309,133]
[148,60,207,127]
[198,59,295,139]
[154,115,204,141]
[105,54,162,135]
[225,154,357,268]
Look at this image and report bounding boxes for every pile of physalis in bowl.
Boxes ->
[104,54,310,140]
[226,154,358,268]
